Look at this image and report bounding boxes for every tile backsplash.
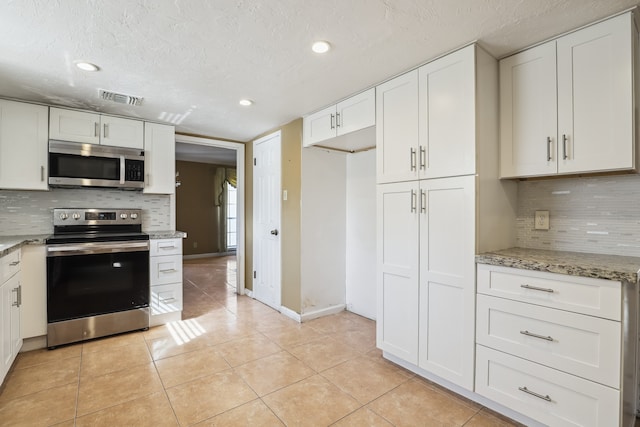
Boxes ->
[516,174,640,257]
[0,188,171,235]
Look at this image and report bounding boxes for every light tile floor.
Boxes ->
[0,256,522,426]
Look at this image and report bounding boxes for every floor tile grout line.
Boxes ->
[150,356,181,426]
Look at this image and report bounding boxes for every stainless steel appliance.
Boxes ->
[48,140,145,190]
[46,208,149,348]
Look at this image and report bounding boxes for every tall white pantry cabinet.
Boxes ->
[376,44,517,390]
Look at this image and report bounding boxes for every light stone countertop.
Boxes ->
[476,247,640,284]
[0,235,50,257]
[147,230,187,239]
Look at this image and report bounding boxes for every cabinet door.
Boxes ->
[499,41,558,178]
[419,45,476,179]
[1,274,21,379]
[377,181,419,364]
[303,105,337,147]
[418,175,475,390]
[376,71,419,183]
[0,100,49,190]
[336,88,375,136]
[144,123,175,194]
[49,107,100,144]
[557,13,634,174]
[101,115,144,149]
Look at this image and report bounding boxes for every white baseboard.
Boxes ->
[279,305,301,322]
[300,304,346,322]
[244,289,253,298]
[183,251,236,260]
[150,311,182,327]
[20,335,47,352]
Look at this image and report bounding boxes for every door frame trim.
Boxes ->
[174,134,246,295]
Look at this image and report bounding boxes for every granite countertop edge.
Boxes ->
[147,230,187,239]
[0,235,50,257]
[476,247,640,284]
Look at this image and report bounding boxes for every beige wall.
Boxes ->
[245,118,302,313]
[176,160,228,256]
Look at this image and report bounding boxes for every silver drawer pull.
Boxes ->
[159,245,176,250]
[519,386,552,402]
[159,268,177,273]
[9,260,20,266]
[160,297,177,303]
[520,284,554,293]
[520,330,554,341]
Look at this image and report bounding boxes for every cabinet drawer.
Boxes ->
[476,345,619,427]
[150,255,182,285]
[150,283,183,315]
[477,294,620,388]
[1,250,21,283]
[150,239,182,257]
[477,264,621,320]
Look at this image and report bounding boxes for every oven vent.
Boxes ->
[99,89,143,106]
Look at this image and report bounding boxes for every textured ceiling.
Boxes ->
[0,0,638,142]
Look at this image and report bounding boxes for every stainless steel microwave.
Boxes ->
[48,140,145,190]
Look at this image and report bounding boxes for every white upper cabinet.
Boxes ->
[50,107,144,149]
[303,88,375,148]
[0,100,48,190]
[144,122,175,194]
[499,41,558,178]
[500,12,636,178]
[376,71,419,183]
[419,45,476,179]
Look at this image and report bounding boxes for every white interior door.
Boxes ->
[253,131,282,310]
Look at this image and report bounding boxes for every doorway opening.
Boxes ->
[174,135,245,307]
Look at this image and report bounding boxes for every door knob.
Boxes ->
[270,229,279,236]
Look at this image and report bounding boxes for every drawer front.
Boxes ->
[477,264,621,320]
[477,294,621,388]
[150,238,182,257]
[1,249,21,283]
[150,283,183,315]
[476,345,619,427]
[150,255,183,285]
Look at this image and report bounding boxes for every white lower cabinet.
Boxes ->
[149,238,183,325]
[1,250,22,385]
[476,264,632,427]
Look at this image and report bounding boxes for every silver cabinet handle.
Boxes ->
[562,134,568,159]
[104,123,109,138]
[419,146,426,170]
[9,260,20,266]
[41,165,45,182]
[546,137,552,161]
[11,286,21,307]
[410,148,417,171]
[158,245,177,250]
[159,268,178,273]
[94,122,99,137]
[420,189,426,214]
[520,284,555,293]
[518,386,552,402]
[520,330,554,341]
[330,114,335,130]
[336,112,341,128]
[159,297,177,303]
[410,190,417,213]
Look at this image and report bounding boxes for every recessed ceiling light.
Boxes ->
[75,61,100,71]
[312,40,331,54]
[239,99,253,106]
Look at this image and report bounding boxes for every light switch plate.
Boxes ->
[534,210,550,230]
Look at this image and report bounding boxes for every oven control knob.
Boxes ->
[72,213,81,220]
[59,212,68,220]
[120,213,128,219]
[130,213,138,220]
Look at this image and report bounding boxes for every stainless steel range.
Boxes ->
[46,208,150,348]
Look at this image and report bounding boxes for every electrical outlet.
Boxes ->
[193,241,198,248]
[534,210,550,230]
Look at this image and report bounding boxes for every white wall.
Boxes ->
[345,150,377,320]
[300,148,347,316]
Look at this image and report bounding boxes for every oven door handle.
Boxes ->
[47,241,150,257]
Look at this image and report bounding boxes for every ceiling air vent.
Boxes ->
[99,89,143,106]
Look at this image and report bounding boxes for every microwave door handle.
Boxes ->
[120,155,125,184]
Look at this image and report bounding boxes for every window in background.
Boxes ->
[226,182,237,250]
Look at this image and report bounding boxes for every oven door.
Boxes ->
[46,240,150,323]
